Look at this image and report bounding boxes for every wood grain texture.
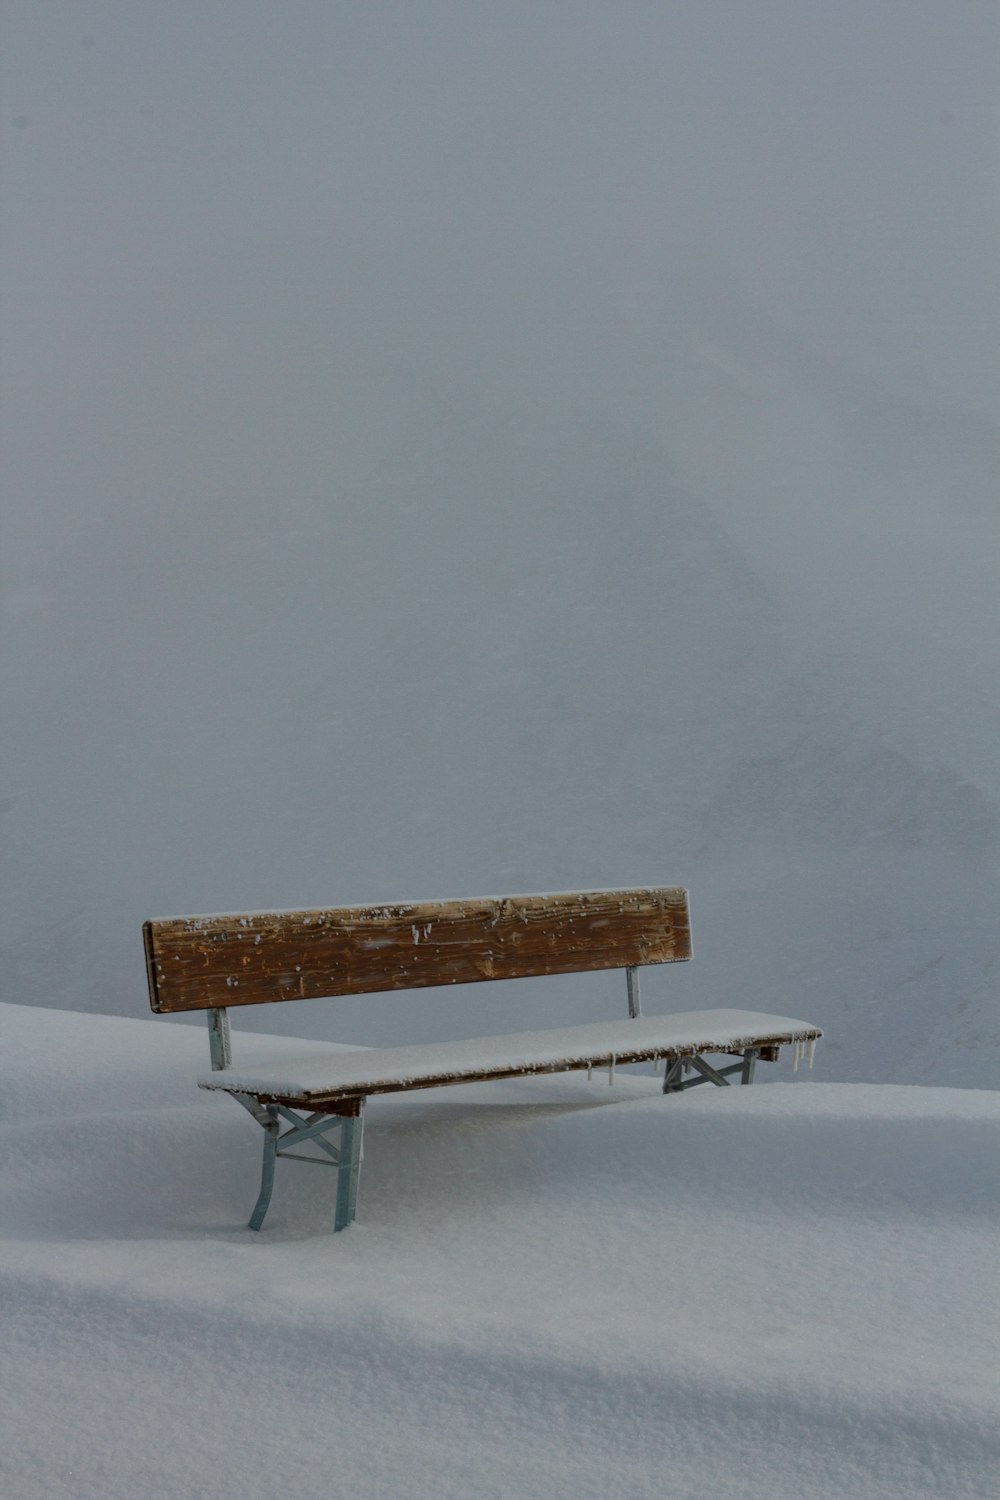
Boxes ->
[144,887,691,1013]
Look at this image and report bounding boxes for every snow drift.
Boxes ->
[2,1002,997,1499]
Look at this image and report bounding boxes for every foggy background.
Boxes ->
[2,2,997,1083]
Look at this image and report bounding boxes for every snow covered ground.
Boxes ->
[3,1001,998,1499]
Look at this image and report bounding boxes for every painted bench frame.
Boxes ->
[143,888,822,1233]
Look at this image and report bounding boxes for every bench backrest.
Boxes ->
[144,887,691,1014]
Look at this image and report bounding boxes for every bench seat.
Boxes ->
[199,1008,822,1108]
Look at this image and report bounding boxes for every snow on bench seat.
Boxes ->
[199,1009,822,1106]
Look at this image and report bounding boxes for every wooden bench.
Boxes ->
[143,887,822,1233]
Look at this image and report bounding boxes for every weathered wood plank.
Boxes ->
[144,887,691,1013]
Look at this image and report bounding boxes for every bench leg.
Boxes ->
[334,1104,364,1233]
[248,1110,280,1231]
[662,1056,686,1093]
[243,1098,365,1233]
[663,1053,753,1092]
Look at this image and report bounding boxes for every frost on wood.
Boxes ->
[197,1009,822,1107]
[143,887,692,1012]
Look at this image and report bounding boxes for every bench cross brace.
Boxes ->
[662,1047,759,1093]
[237,1098,365,1233]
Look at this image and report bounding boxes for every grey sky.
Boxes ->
[5,3,997,402]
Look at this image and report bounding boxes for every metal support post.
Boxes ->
[248,1109,279,1230]
[662,1056,685,1093]
[334,1104,365,1232]
[625,965,641,1018]
[207,1007,232,1071]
